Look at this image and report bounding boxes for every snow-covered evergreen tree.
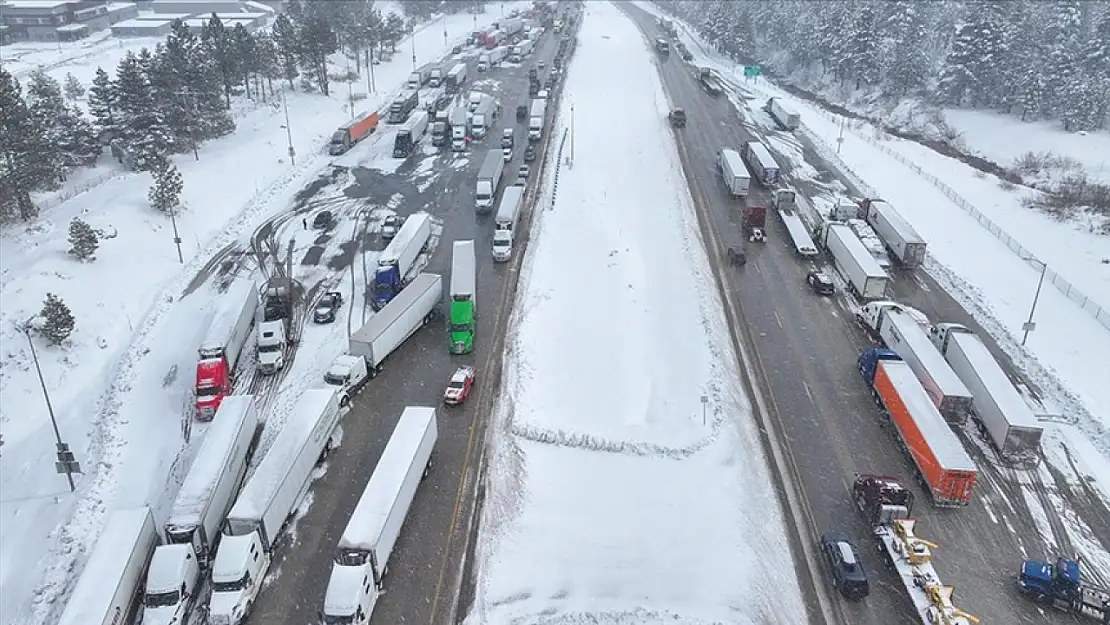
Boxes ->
[114,52,173,171]
[0,67,55,220]
[298,14,337,95]
[87,67,116,139]
[232,23,257,99]
[849,5,881,89]
[68,217,100,261]
[937,22,979,106]
[201,14,238,106]
[39,293,75,346]
[63,72,85,102]
[148,159,184,214]
[273,13,301,88]
[253,32,282,98]
[25,69,100,172]
[882,1,929,96]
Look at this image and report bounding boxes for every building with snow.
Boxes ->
[110,15,172,37]
[144,0,272,15]
[0,0,138,42]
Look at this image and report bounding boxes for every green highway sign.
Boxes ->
[743,65,761,77]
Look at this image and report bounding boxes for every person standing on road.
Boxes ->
[302,217,307,230]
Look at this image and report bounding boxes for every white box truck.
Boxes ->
[490,45,508,65]
[329,406,437,587]
[445,63,467,94]
[476,150,505,213]
[857,302,973,424]
[350,273,444,374]
[470,96,497,139]
[860,198,927,267]
[528,98,546,141]
[58,507,158,625]
[209,389,341,625]
[450,106,469,152]
[741,140,781,187]
[428,65,443,87]
[930,323,1044,462]
[716,148,750,197]
[763,97,800,130]
[821,222,889,299]
[492,185,525,262]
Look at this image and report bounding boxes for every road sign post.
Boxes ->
[743,65,761,80]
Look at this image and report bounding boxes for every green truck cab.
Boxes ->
[449,240,477,354]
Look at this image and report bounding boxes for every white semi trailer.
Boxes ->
[860,198,927,267]
[350,273,444,374]
[820,222,889,299]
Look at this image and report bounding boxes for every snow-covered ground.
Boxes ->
[631,2,1110,504]
[0,5,525,622]
[465,4,807,624]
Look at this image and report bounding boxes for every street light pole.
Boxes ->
[281,91,296,166]
[168,207,184,263]
[22,324,79,492]
[411,28,417,70]
[569,103,574,166]
[1021,259,1048,346]
[700,395,708,426]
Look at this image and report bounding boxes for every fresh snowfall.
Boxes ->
[465,3,807,624]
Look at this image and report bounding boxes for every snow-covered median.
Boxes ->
[465,4,807,624]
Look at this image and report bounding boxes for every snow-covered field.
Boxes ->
[0,5,525,622]
[465,4,807,624]
[631,2,1110,504]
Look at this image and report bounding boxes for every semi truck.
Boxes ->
[449,241,477,354]
[350,273,443,374]
[195,280,257,420]
[856,302,973,424]
[57,507,158,625]
[476,150,505,213]
[477,51,492,72]
[847,218,894,269]
[510,38,535,62]
[388,90,419,124]
[323,353,370,407]
[372,212,432,310]
[445,62,467,94]
[492,184,524,262]
[741,140,781,187]
[742,205,766,243]
[500,17,524,37]
[762,97,800,131]
[929,323,1044,463]
[450,106,469,152]
[393,110,429,158]
[407,64,433,90]
[326,406,437,598]
[716,148,750,197]
[857,348,977,507]
[772,189,818,257]
[1019,556,1110,623]
[852,474,978,625]
[490,45,508,66]
[428,65,443,87]
[470,96,498,139]
[820,222,889,299]
[484,29,502,48]
[431,110,449,147]
[209,389,341,625]
[256,283,289,376]
[328,111,379,155]
[528,98,547,141]
[859,198,927,267]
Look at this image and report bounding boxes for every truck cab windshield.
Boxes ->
[373,282,392,296]
[329,131,345,144]
[196,385,220,398]
[213,573,249,593]
[336,550,371,567]
[144,590,180,607]
[324,615,355,625]
[258,342,281,354]
[449,323,470,334]
[492,238,510,249]
[324,372,348,386]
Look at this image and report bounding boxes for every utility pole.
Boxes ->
[569,103,575,166]
[22,322,80,492]
[168,206,184,263]
[836,118,846,155]
[411,27,417,70]
[1021,259,1048,346]
[700,395,708,426]
[281,91,296,166]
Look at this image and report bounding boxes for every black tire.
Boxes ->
[340,394,350,408]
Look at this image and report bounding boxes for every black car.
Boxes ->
[313,291,343,324]
[313,210,333,229]
[524,145,537,162]
[517,104,529,122]
[820,532,870,599]
[806,270,835,295]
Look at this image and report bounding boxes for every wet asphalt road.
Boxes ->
[246,31,565,625]
[621,4,1108,625]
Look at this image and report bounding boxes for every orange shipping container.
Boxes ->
[349,111,379,143]
[874,360,977,506]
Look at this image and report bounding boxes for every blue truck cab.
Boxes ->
[1019,556,1110,622]
[857,347,900,384]
[372,264,402,311]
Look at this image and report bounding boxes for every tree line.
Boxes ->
[657,0,1110,134]
[1,0,480,223]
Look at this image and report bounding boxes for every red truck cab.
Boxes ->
[195,357,231,421]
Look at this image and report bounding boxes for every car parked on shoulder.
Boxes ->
[820,532,870,600]
[444,366,476,405]
[313,291,343,324]
[806,270,835,295]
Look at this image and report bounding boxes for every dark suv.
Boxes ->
[820,532,870,599]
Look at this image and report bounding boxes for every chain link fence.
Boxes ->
[806,107,1110,332]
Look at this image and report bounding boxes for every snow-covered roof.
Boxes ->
[338,407,436,552]
[324,563,370,616]
[2,0,70,10]
[135,12,191,20]
[55,23,89,32]
[57,508,155,625]
[951,332,1041,429]
[167,395,256,529]
[881,361,976,471]
[828,222,887,276]
[146,543,195,593]
[229,389,336,520]
[212,12,266,19]
[244,0,275,14]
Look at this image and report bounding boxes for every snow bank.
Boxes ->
[466,4,807,624]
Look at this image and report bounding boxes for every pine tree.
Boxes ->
[192,52,235,140]
[0,67,56,220]
[849,5,881,89]
[63,72,85,102]
[87,67,116,139]
[232,23,256,99]
[937,22,979,106]
[273,13,301,88]
[24,69,68,179]
[298,15,337,95]
[114,52,173,171]
[201,14,238,106]
[148,159,184,214]
[253,32,281,99]
[383,12,405,53]
[68,217,100,261]
[39,293,75,346]
[883,1,928,96]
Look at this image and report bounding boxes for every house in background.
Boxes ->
[0,0,138,42]
[145,0,273,15]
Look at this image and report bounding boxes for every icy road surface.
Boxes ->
[464,3,808,624]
